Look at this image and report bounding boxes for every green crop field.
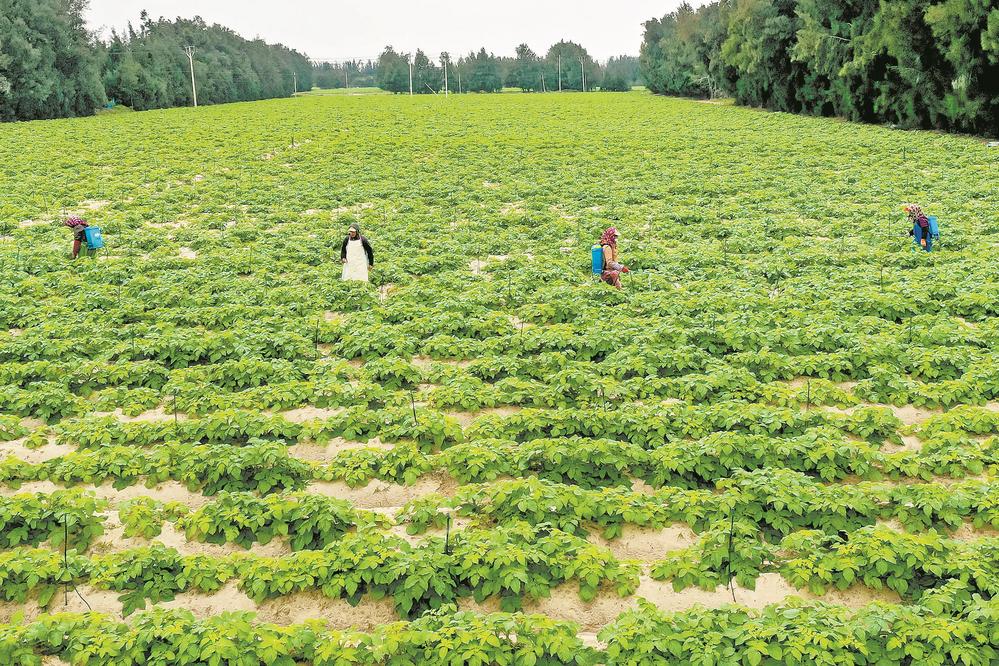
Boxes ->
[2,91,999,664]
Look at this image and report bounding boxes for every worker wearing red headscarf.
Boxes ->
[64,217,88,258]
[903,204,932,251]
[599,227,629,288]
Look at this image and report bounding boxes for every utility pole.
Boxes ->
[345,67,349,89]
[541,72,546,93]
[558,53,562,92]
[580,59,585,92]
[457,66,461,94]
[444,57,449,96]
[293,71,298,94]
[183,46,198,107]
[409,61,413,95]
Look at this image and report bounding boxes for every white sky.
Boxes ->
[84,0,685,62]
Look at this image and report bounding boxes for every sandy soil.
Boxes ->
[0,480,211,509]
[159,580,257,616]
[500,203,525,216]
[588,524,698,562]
[79,200,110,211]
[578,633,606,650]
[90,511,291,558]
[41,657,72,666]
[461,574,899,632]
[882,435,923,453]
[891,405,942,426]
[255,591,398,628]
[90,406,177,423]
[179,247,197,259]
[819,402,940,426]
[411,356,473,370]
[308,473,456,509]
[383,515,472,546]
[630,479,658,495]
[469,259,488,275]
[278,406,345,423]
[444,406,523,429]
[950,521,999,541]
[289,437,393,463]
[331,203,374,216]
[0,437,73,464]
[0,585,124,624]
[146,220,188,229]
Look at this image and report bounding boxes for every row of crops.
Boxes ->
[1,92,998,664]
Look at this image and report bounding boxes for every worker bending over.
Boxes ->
[64,217,89,259]
[599,227,630,288]
[903,204,933,252]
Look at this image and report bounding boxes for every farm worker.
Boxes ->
[340,222,374,282]
[64,217,88,259]
[598,227,630,288]
[903,204,932,252]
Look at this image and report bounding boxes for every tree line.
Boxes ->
[639,0,999,135]
[369,42,640,94]
[0,1,312,121]
[313,61,378,90]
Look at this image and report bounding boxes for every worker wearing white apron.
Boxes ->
[340,222,374,281]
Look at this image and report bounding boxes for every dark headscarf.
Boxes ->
[63,216,87,228]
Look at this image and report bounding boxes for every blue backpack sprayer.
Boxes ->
[84,226,104,251]
[913,216,940,252]
[591,245,603,275]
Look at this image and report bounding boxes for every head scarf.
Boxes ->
[902,204,928,226]
[599,227,619,248]
[347,223,360,236]
[63,216,87,228]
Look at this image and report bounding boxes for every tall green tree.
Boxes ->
[545,41,600,91]
[0,0,106,121]
[602,56,641,91]
[413,50,439,94]
[100,14,312,111]
[376,47,410,93]
[639,0,997,133]
[924,0,999,132]
[466,48,502,92]
[509,43,542,91]
[721,0,805,110]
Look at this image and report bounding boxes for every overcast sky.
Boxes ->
[85,1,681,62]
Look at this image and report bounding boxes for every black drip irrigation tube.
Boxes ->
[726,509,737,604]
